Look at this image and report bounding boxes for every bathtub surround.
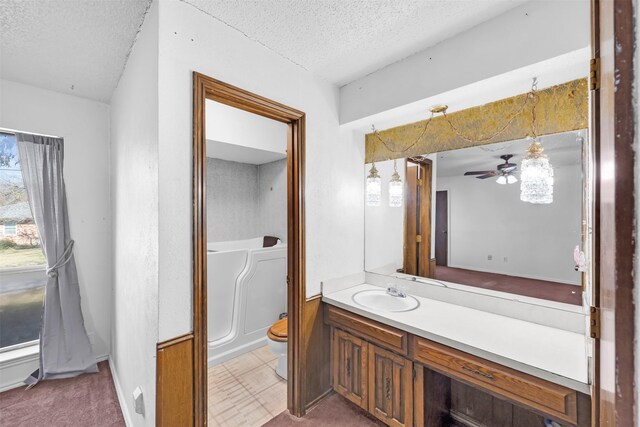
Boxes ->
[207,237,287,365]
[207,158,287,243]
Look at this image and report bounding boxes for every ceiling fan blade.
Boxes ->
[502,165,517,173]
[477,172,497,179]
[464,171,494,176]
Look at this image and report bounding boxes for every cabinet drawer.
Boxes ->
[412,336,578,425]
[325,305,408,355]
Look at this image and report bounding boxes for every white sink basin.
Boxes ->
[352,289,420,312]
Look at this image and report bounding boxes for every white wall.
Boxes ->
[340,1,590,124]
[437,164,582,285]
[109,1,159,425]
[156,0,364,341]
[0,79,112,388]
[206,100,287,155]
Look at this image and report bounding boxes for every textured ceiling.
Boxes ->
[184,0,526,86]
[0,0,151,102]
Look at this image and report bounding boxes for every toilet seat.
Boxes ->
[267,318,288,342]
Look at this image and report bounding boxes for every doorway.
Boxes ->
[192,73,306,426]
[434,190,448,267]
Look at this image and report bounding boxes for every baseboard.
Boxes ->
[108,355,133,427]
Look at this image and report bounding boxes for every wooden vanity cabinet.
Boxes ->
[368,344,414,427]
[331,328,369,410]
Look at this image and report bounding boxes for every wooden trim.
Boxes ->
[157,333,194,350]
[192,73,208,427]
[192,72,308,425]
[594,0,636,426]
[589,2,601,425]
[157,336,194,427]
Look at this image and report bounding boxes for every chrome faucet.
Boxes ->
[386,284,406,298]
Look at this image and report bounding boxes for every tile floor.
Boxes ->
[208,345,287,427]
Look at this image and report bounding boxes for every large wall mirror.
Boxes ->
[364,129,589,306]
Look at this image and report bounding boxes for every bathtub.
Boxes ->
[207,237,287,366]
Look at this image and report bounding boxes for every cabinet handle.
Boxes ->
[462,365,495,380]
[346,358,351,377]
[385,377,391,400]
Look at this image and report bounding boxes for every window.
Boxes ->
[0,132,46,351]
[3,221,17,235]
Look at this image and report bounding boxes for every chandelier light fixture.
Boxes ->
[388,159,403,207]
[520,139,554,204]
[366,162,381,206]
[519,79,554,204]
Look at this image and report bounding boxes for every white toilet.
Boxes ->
[267,317,288,380]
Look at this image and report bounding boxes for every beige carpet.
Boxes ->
[0,361,125,427]
[263,394,383,426]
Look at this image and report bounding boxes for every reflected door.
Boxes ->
[403,159,432,277]
[435,190,448,267]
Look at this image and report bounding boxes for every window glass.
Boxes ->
[0,132,46,350]
[3,221,17,235]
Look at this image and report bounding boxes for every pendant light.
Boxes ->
[389,159,403,207]
[520,78,554,204]
[520,139,554,204]
[366,162,381,206]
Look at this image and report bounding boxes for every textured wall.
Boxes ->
[206,158,259,242]
[206,158,287,243]
[157,0,364,340]
[109,1,159,425]
[258,159,287,242]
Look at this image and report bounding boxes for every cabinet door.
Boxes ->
[332,328,368,409]
[368,344,413,427]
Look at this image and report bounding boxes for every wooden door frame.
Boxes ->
[592,0,636,425]
[403,158,433,277]
[193,72,307,426]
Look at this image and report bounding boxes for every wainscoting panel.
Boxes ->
[156,334,194,426]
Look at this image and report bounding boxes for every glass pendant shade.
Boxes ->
[366,163,381,206]
[507,175,517,184]
[496,175,507,185]
[520,140,554,204]
[388,160,403,207]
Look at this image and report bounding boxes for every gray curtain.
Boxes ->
[16,133,97,386]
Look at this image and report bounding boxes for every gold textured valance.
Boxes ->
[365,78,588,163]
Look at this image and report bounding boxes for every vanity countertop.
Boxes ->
[322,283,590,393]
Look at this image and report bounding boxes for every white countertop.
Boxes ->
[322,283,590,393]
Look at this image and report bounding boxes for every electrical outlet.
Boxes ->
[487,255,493,260]
[133,386,145,415]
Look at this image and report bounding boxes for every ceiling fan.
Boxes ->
[464,154,518,184]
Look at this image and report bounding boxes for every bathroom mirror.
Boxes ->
[364,129,588,306]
